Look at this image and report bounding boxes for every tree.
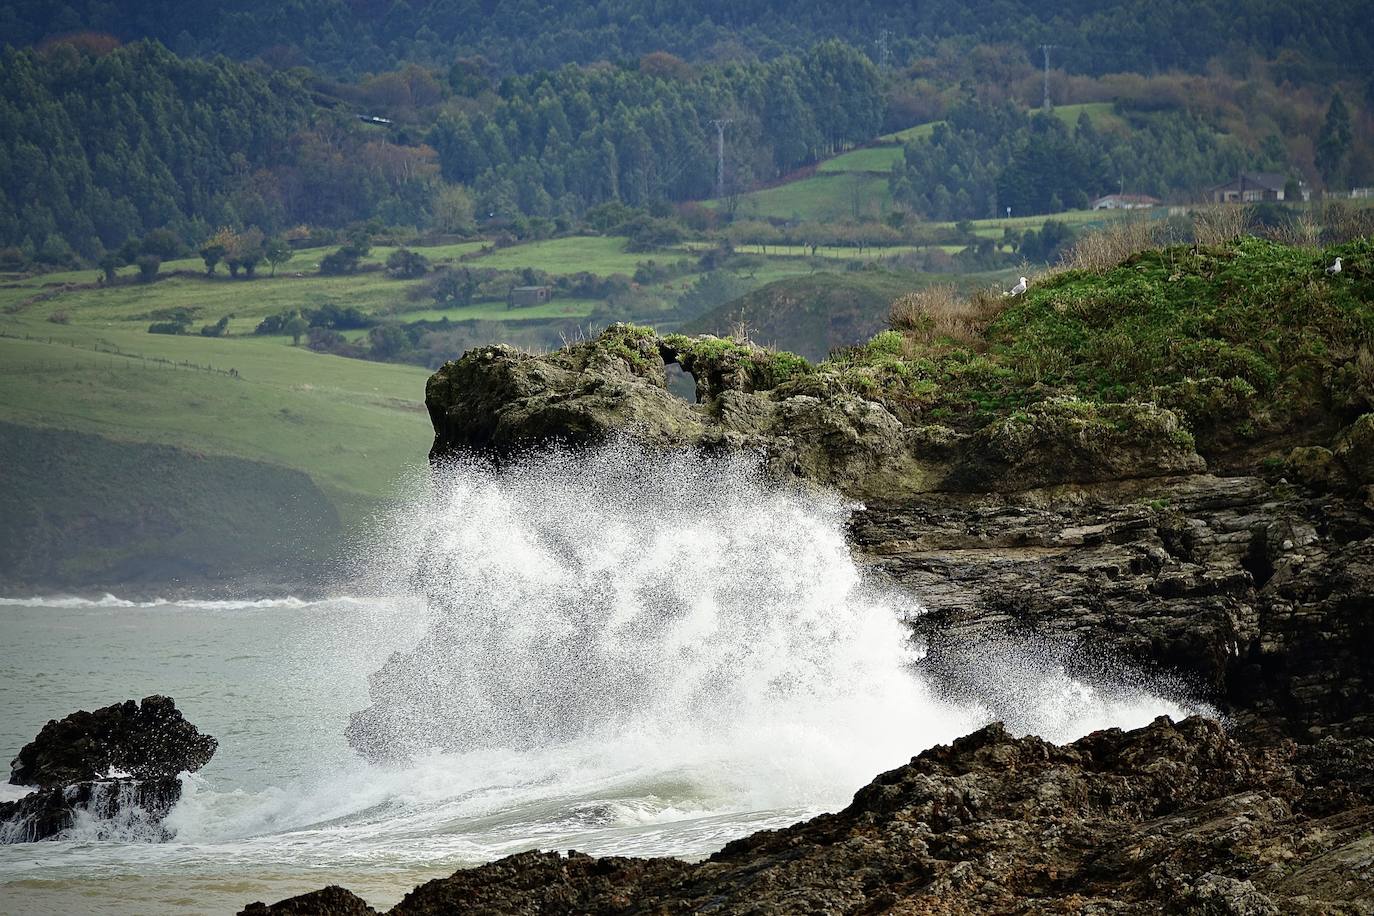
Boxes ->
[202,226,241,275]
[284,314,308,345]
[98,252,122,283]
[319,246,362,275]
[136,254,161,282]
[200,241,226,275]
[263,236,293,276]
[140,228,183,259]
[432,184,476,233]
[386,248,430,278]
[226,226,265,277]
[1316,91,1353,188]
[431,267,478,306]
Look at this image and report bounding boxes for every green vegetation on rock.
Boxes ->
[841,237,1374,452]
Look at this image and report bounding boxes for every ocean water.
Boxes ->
[0,445,1203,914]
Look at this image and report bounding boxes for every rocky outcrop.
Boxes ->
[850,474,1374,743]
[253,328,1374,912]
[2,696,216,842]
[424,326,1204,500]
[244,717,1374,915]
[944,397,1205,491]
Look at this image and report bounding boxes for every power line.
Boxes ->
[874,30,892,70]
[1040,44,1059,109]
[709,119,733,198]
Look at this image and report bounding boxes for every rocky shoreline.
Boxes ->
[239,325,1374,913]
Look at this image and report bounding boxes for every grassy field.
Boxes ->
[0,316,432,524]
[880,121,940,144]
[941,207,1149,239]
[878,102,1122,146]
[726,173,894,222]
[817,145,905,173]
[393,297,604,323]
[470,236,660,275]
[1047,102,1123,130]
[0,229,829,541]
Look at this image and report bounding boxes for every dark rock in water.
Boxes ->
[10,694,216,787]
[0,777,183,843]
[239,886,380,915]
[2,696,215,843]
[253,717,1374,914]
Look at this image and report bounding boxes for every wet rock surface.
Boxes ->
[850,474,1374,743]
[254,332,1374,912]
[2,695,216,842]
[245,718,1374,915]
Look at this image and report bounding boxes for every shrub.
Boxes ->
[135,254,161,282]
[1192,205,1252,247]
[200,315,232,337]
[386,248,430,278]
[319,246,363,275]
[890,284,1005,348]
[1060,218,1164,273]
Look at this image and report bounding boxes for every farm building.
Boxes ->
[509,286,552,308]
[1206,172,1304,203]
[1091,193,1160,210]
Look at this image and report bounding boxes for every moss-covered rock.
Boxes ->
[427,328,1211,498]
[1286,445,1351,490]
[1334,413,1374,485]
[946,397,1205,491]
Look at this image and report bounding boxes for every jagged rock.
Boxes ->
[240,886,380,916]
[1285,445,1349,490]
[0,777,183,843]
[285,327,1374,913]
[424,327,1205,499]
[849,474,1374,742]
[251,717,1374,914]
[10,694,216,787]
[2,696,215,843]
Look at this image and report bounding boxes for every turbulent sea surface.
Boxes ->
[0,446,1203,915]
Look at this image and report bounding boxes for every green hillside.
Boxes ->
[0,422,342,590]
[689,271,934,361]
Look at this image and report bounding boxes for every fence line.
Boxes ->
[0,330,241,378]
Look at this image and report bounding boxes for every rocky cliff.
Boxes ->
[264,238,1374,913]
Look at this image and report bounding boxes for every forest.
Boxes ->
[0,0,1371,265]
[3,0,1373,79]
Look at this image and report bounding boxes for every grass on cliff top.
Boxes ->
[825,235,1374,445]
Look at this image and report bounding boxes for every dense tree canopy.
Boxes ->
[3,0,1372,80]
[0,41,311,258]
[430,42,883,217]
[892,99,1261,220]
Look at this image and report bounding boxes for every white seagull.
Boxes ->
[1009,276,1029,296]
[1325,256,1343,276]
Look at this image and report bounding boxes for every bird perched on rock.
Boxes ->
[1008,276,1028,296]
[1325,256,1343,276]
